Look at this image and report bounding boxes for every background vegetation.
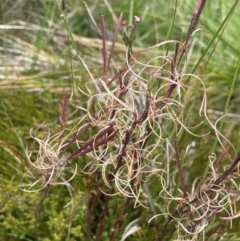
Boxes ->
[0,0,240,240]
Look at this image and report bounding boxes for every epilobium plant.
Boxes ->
[25,0,240,240]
